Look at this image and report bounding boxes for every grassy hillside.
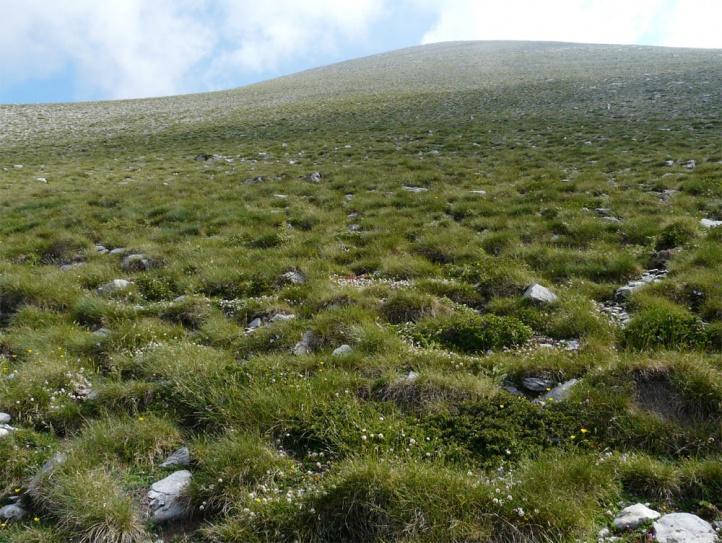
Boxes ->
[1,41,721,542]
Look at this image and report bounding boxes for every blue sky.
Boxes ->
[1,0,720,104]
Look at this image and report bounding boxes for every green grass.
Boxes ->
[1,40,721,541]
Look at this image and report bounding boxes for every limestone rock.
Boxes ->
[148,470,192,523]
[332,344,352,356]
[613,503,660,530]
[0,504,26,522]
[653,513,717,543]
[523,283,558,304]
[160,447,191,468]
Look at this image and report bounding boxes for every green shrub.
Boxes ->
[623,305,706,350]
[380,291,443,324]
[413,312,532,353]
[656,221,696,250]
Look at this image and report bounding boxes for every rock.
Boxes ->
[95,244,109,254]
[700,218,722,229]
[712,520,722,532]
[93,327,111,337]
[195,153,213,161]
[247,317,263,331]
[97,279,131,295]
[0,424,15,438]
[60,262,86,272]
[470,190,487,195]
[160,447,191,468]
[0,504,26,522]
[522,377,554,393]
[664,160,675,167]
[348,224,362,232]
[523,283,558,304]
[653,513,717,543]
[602,216,622,224]
[332,344,352,356]
[402,185,428,193]
[121,254,153,271]
[28,452,67,493]
[281,270,305,285]
[613,503,660,530]
[535,379,579,404]
[35,177,47,183]
[270,313,295,323]
[685,159,696,170]
[308,171,322,182]
[109,247,127,255]
[293,331,314,356]
[0,412,11,424]
[148,470,192,523]
[406,371,420,382]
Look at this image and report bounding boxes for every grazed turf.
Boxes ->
[0,41,721,542]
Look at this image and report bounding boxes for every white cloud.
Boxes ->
[420,0,722,49]
[0,0,385,100]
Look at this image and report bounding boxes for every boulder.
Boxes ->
[653,513,717,543]
[160,447,191,468]
[147,470,192,523]
[0,504,26,522]
[0,412,10,424]
[332,344,353,357]
[523,283,558,304]
[613,503,660,530]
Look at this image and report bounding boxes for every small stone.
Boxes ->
[160,447,191,468]
[522,377,555,392]
[470,190,487,195]
[685,159,696,170]
[93,327,111,337]
[613,503,660,530]
[653,513,717,543]
[332,344,352,356]
[406,371,420,382]
[0,504,26,522]
[60,262,85,272]
[148,470,192,523]
[523,283,558,304]
[308,171,321,182]
[109,247,127,255]
[0,412,11,424]
[95,245,108,254]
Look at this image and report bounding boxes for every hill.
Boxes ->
[1,41,722,542]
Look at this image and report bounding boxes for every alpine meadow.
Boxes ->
[1,41,722,542]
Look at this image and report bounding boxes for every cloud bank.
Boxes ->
[421,0,722,49]
[0,0,385,100]
[1,1,720,101]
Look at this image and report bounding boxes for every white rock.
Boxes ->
[121,253,153,271]
[613,503,660,530]
[402,185,428,193]
[523,283,558,304]
[160,447,191,468]
[270,313,295,322]
[109,247,127,255]
[0,412,10,424]
[0,504,26,521]
[534,379,579,404]
[653,513,717,543]
[0,423,15,438]
[281,270,305,285]
[247,317,263,330]
[406,371,420,382]
[148,470,192,523]
[97,279,131,295]
[700,219,722,229]
[293,331,314,356]
[332,344,352,356]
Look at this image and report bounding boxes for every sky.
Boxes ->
[1,0,721,104]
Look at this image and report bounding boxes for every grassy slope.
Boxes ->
[1,41,721,542]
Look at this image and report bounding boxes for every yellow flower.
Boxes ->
[570,435,576,440]
[34,516,40,522]
[138,416,145,421]
[580,428,589,434]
